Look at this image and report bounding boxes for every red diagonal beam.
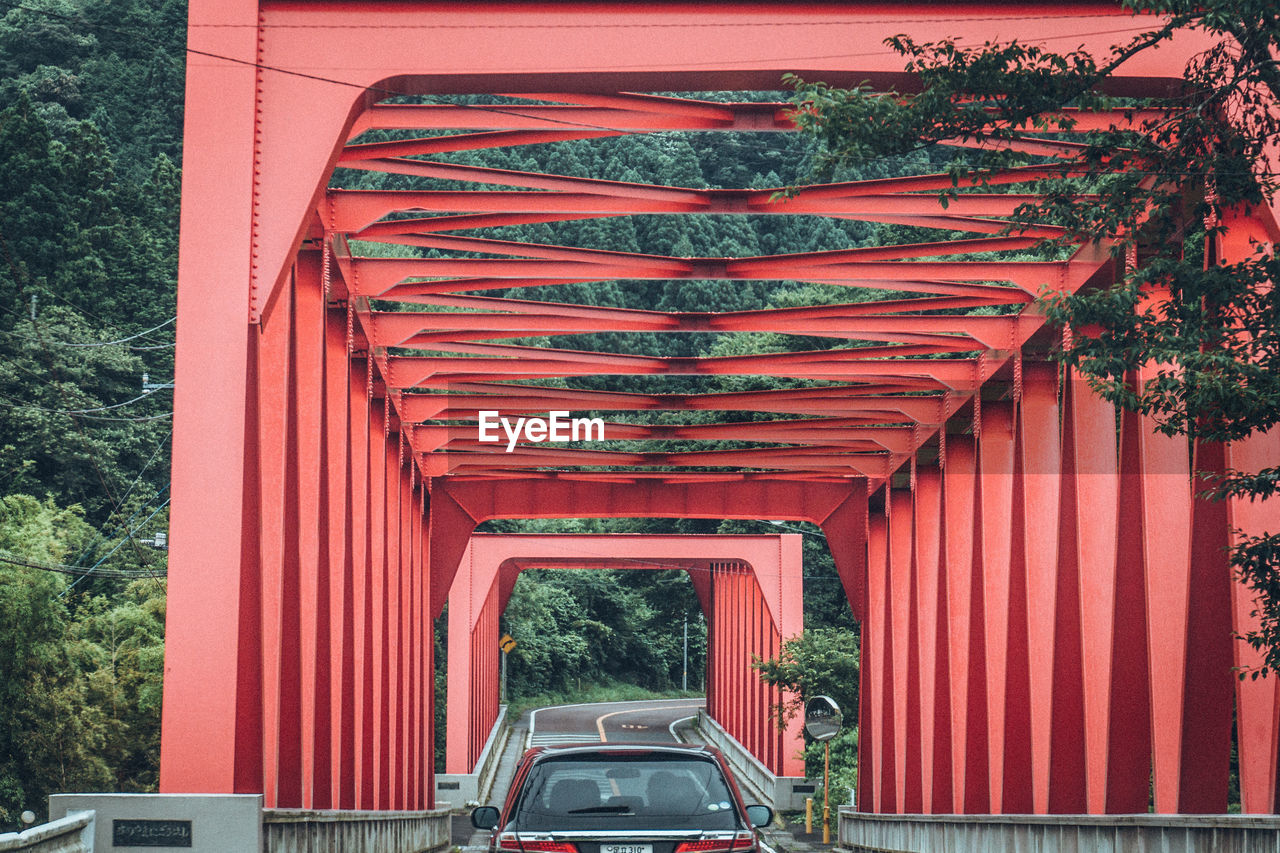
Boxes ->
[347,255,1065,288]
[340,129,624,159]
[395,384,949,421]
[364,308,1020,348]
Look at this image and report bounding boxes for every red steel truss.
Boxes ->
[161,0,1280,816]
[444,534,803,777]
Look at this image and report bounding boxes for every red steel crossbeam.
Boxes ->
[444,533,805,776]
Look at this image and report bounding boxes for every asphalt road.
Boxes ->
[528,697,706,746]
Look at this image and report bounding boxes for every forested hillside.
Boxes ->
[0,0,872,825]
[0,0,183,827]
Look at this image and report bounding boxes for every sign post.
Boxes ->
[500,634,517,702]
[804,695,842,844]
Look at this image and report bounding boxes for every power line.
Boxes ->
[56,316,175,348]
[0,389,167,415]
[0,550,165,580]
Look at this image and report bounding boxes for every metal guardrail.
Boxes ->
[837,809,1280,853]
[263,808,451,853]
[0,812,94,853]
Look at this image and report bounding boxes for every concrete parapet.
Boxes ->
[50,794,261,853]
[0,811,94,853]
[263,808,451,853]
[437,704,509,809]
[838,809,1280,852]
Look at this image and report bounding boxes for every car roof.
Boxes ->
[523,742,723,762]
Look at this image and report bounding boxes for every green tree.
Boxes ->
[753,628,860,791]
[73,580,166,792]
[0,495,111,827]
[785,0,1280,670]
[753,627,859,728]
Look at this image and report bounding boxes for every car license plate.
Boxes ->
[602,845,652,853]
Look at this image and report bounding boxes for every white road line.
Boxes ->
[668,714,696,742]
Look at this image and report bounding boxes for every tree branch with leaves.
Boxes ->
[785,0,1280,672]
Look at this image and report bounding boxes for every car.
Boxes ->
[471,743,775,853]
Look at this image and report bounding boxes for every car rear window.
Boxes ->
[511,753,742,831]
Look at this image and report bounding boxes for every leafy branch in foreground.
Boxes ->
[785,0,1280,672]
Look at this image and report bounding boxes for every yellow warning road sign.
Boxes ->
[500,634,517,653]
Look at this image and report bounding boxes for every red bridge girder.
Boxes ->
[444,534,804,778]
[161,0,1280,819]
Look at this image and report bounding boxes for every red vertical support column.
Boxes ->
[978,402,1016,813]
[257,276,295,808]
[942,436,988,813]
[1137,363,1194,813]
[733,569,745,750]
[777,534,805,778]
[368,392,388,808]
[406,476,420,809]
[753,578,765,764]
[1064,372,1139,814]
[1229,429,1280,813]
[324,302,354,809]
[888,489,918,812]
[1002,400,1033,815]
[293,251,329,809]
[1019,363,1085,813]
[350,358,373,809]
[707,566,718,727]
[1181,439,1234,813]
[745,569,753,757]
[384,430,402,809]
[383,420,402,808]
[977,399,1018,809]
[1101,402,1156,813]
[160,0,260,796]
[446,545,474,774]
[912,467,949,813]
[867,506,894,813]
[1219,209,1280,814]
[399,447,414,808]
[419,485,431,808]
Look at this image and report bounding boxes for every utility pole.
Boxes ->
[682,614,688,691]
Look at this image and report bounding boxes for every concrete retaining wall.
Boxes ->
[838,809,1280,853]
[0,812,93,853]
[262,808,451,853]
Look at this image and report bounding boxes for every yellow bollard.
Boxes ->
[822,804,830,844]
[805,797,813,834]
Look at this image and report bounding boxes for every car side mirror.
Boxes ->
[745,804,773,828]
[471,805,501,830]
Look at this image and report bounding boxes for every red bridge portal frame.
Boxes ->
[161,0,1280,817]
[444,533,803,777]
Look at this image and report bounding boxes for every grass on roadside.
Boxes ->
[506,680,706,720]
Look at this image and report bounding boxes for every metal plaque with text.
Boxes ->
[112,818,193,848]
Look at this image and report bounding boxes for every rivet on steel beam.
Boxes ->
[973,353,984,440]
[938,393,947,470]
[1013,349,1023,402]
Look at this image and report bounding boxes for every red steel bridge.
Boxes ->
[160,0,1280,820]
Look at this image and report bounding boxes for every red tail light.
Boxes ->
[496,836,578,853]
[675,833,757,853]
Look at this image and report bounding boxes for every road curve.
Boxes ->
[528,697,706,747]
